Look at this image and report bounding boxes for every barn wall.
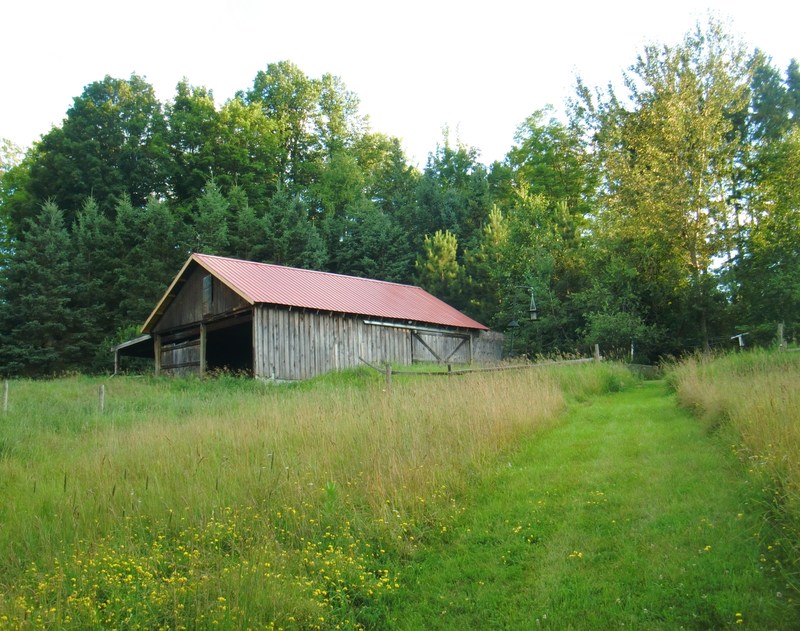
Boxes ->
[253,307,412,380]
[411,332,472,364]
[472,330,505,363]
[154,267,249,333]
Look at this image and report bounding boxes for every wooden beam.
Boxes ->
[199,323,207,377]
[154,334,162,376]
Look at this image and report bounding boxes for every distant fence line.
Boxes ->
[359,355,599,385]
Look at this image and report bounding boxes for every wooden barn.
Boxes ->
[115,253,503,379]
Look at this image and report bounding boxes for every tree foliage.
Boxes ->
[574,19,752,352]
[1,23,799,375]
[0,202,82,375]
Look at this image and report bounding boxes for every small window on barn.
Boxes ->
[202,274,214,314]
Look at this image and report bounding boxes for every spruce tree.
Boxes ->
[0,202,81,376]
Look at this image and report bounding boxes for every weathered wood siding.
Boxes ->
[154,267,249,333]
[253,307,412,380]
[473,330,504,363]
[411,332,472,364]
[160,337,200,376]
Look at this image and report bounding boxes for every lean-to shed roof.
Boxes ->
[143,253,488,333]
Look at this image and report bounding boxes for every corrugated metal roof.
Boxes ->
[144,253,488,332]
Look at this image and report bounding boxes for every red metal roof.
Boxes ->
[144,253,488,331]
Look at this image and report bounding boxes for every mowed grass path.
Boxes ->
[390,381,799,630]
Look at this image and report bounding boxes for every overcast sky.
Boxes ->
[3,1,798,166]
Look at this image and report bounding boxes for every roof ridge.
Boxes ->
[192,252,421,290]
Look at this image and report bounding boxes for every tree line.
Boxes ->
[1,19,798,376]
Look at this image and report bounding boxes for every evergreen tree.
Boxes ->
[193,180,231,255]
[415,229,467,311]
[328,199,412,282]
[227,185,265,261]
[113,196,188,326]
[264,187,327,269]
[414,135,491,251]
[72,197,118,368]
[0,202,81,376]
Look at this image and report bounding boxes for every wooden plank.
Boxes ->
[199,323,207,377]
[154,334,162,376]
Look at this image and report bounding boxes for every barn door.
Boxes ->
[411,331,471,364]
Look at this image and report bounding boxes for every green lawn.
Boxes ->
[390,381,799,630]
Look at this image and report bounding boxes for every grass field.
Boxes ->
[0,363,626,629]
[391,380,799,629]
[0,356,797,629]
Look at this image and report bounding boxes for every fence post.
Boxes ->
[778,323,785,350]
[385,364,392,393]
[99,384,105,414]
[3,380,8,413]
[594,344,601,362]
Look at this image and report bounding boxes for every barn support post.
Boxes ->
[200,323,207,377]
[154,335,162,376]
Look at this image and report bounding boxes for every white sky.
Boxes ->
[2,0,798,167]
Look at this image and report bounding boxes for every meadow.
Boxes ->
[0,362,626,629]
[0,355,798,629]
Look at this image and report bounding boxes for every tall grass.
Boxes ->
[670,350,800,589]
[0,362,631,629]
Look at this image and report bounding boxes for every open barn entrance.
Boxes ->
[206,317,253,375]
[125,311,255,377]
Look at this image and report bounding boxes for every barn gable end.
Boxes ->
[153,265,250,333]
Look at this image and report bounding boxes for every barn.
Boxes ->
[115,253,503,379]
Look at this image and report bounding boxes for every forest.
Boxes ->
[0,18,798,376]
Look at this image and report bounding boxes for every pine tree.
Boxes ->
[415,230,467,311]
[114,196,188,326]
[193,180,231,255]
[72,197,118,369]
[0,202,81,375]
